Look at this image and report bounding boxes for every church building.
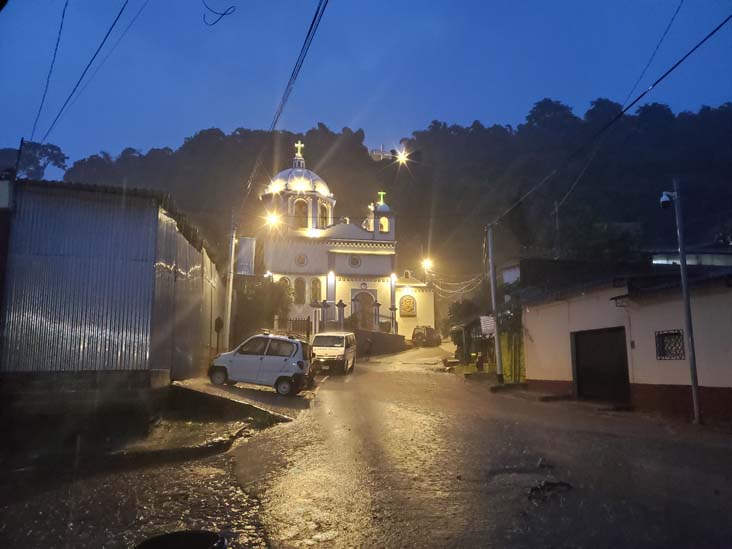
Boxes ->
[259,142,435,337]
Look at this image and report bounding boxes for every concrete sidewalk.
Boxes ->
[173,378,317,421]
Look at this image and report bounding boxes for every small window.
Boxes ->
[279,277,290,287]
[379,216,389,232]
[294,199,308,229]
[267,339,295,357]
[294,277,306,304]
[238,337,270,355]
[349,255,361,268]
[318,203,328,228]
[311,278,322,302]
[655,330,685,360]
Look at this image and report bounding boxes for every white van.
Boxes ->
[311,332,357,375]
[208,333,312,396]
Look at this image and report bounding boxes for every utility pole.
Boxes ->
[223,212,236,350]
[553,200,560,259]
[486,224,504,384]
[670,178,701,424]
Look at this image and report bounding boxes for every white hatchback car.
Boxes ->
[208,333,312,396]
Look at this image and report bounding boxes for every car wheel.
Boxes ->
[275,377,293,396]
[210,367,227,386]
[347,358,355,374]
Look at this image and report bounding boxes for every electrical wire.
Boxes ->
[623,0,684,106]
[237,0,329,216]
[39,0,130,144]
[66,0,150,115]
[534,1,682,222]
[491,11,732,228]
[202,0,235,26]
[30,0,69,142]
[554,144,601,211]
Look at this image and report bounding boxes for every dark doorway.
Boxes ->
[573,327,630,403]
[353,292,375,330]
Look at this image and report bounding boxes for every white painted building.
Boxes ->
[259,142,434,337]
[522,267,732,421]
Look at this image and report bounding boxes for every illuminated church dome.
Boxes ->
[263,141,331,197]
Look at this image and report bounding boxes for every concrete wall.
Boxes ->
[523,281,732,420]
[626,284,732,388]
[523,285,628,384]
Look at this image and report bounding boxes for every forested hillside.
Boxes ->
[6,98,729,274]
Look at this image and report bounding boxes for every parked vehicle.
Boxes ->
[311,332,357,375]
[412,325,442,347]
[208,333,311,396]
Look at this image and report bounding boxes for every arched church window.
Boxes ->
[318,203,328,228]
[379,216,389,233]
[294,200,308,229]
[279,277,290,287]
[294,277,306,304]
[310,278,321,303]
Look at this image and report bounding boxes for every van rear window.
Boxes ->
[313,335,344,347]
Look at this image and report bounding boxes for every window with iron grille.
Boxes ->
[655,330,685,360]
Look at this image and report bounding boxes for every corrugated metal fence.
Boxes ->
[0,186,158,372]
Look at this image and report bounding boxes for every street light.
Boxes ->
[421,258,433,271]
[660,178,701,424]
[265,212,281,228]
[396,149,409,165]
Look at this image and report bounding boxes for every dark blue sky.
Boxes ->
[2,0,731,172]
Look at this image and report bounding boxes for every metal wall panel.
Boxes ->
[149,211,204,380]
[0,186,158,372]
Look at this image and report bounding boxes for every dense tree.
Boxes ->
[0,141,67,179]
[61,99,732,276]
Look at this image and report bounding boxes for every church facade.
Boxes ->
[259,142,434,337]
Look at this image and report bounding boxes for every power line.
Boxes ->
[623,0,684,106]
[66,0,150,116]
[30,0,69,142]
[492,11,732,227]
[40,0,130,144]
[554,144,601,211]
[552,3,684,215]
[202,0,235,26]
[237,0,329,216]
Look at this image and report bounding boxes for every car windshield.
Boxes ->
[312,336,344,347]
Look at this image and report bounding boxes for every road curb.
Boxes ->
[170,382,294,425]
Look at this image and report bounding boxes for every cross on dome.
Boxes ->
[294,140,305,158]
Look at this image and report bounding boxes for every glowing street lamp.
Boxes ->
[396,149,409,165]
[421,258,433,271]
[265,212,281,228]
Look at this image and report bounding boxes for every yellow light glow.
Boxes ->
[422,258,433,271]
[265,212,281,227]
[305,227,321,238]
[390,273,397,285]
[396,149,408,165]
[327,271,336,284]
[291,178,310,193]
[268,179,285,194]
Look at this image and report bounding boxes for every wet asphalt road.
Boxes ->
[235,346,732,548]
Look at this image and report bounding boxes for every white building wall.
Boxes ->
[396,286,435,338]
[333,253,392,276]
[523,285,628,382]
[627,284,732,387]
[523,282,732,388]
